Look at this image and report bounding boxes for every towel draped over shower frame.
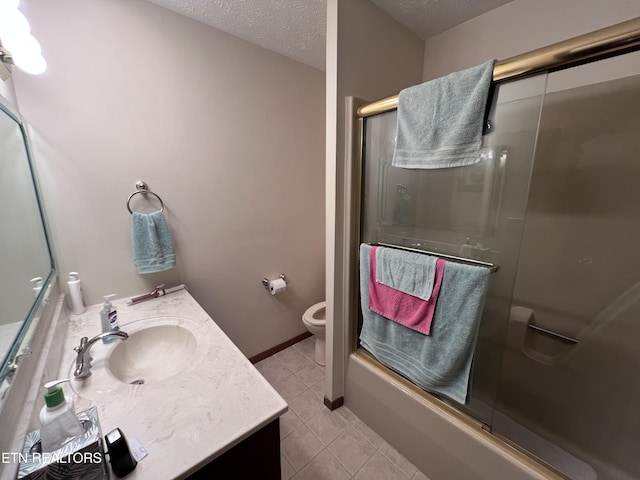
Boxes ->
[357,17,640,119]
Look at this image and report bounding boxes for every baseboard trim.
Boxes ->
[249,331,312,364]
[324,396,344,411]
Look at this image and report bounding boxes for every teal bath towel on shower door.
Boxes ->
[392,59,495,169]
[359,243,489,404]
[132,211,176,274]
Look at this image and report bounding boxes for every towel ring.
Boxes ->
[126,180,165,214]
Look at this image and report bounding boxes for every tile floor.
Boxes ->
[256,337,430,480]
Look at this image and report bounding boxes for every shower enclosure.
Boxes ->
[349,19,640,480]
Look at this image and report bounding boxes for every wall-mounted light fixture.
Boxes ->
[0,0,46,80]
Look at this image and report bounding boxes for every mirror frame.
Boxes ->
[0,94,56,384]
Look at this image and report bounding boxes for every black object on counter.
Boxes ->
[105,428,137,477]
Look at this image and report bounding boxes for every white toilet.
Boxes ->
[302,301,326,366]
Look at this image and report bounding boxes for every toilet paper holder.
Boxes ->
[262,274,287,290]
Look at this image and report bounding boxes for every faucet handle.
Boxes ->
[74,336,88,353]
[73,331,127,380]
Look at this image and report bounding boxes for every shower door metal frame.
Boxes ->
[357,16,640,119]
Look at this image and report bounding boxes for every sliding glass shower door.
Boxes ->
[492,53,640,480]
[359,51,640,479]
[359,73,548,426]
[359,48,640,478]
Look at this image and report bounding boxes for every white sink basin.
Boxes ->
[108,324,196,384]
[70,315,210,399]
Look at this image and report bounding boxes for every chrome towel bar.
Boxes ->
[370,242,499,273]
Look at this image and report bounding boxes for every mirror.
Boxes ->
[0,93,55,385]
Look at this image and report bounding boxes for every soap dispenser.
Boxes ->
[100,294,119,343]
[39,379,84,453]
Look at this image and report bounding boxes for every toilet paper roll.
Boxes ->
[269,278,287,296]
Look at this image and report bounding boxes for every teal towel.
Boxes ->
[132,211,176,274]
[359,244,489,404]
[392,59,495,169]
[376,247,437,301]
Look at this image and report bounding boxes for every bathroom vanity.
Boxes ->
[58,289,287,479]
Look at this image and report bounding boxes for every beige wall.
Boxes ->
[325,0,423,401]
[422,0,640,81]
[337,0,424,103]
[13,0,325,358]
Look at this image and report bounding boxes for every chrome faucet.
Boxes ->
[73,331,128,379]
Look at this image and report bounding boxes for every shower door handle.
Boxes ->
[527,324,578,344]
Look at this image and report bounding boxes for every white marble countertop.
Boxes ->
[58,289,287,479]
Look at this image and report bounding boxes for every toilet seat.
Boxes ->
[303,301,326,327]
[302,301,326,366]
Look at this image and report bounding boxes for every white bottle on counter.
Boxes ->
[67,272,86,315]
[30,277,44,298]
[39,379,84,453]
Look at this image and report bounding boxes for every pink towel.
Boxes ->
[368,246,445,335]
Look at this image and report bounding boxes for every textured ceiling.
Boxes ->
[370,0,512,40]
[146,0,512,71]
[146,0,327,70]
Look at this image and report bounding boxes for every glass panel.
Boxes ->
[493,52,640,480]
[0,97,55,385]
[359,74,547,423]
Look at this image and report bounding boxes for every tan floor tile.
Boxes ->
[309,378,325,398]
[412,470,430,480]
[288,389,324,422]
[327,425,376,475]
[294,337,317,361]
[272,373,308,402]
[294,363,325,388]
[281,454,296,479]
[352,416,385,448]
[275,346,314,372]
[306,408,348,445]
[379,441,418,478]
[256,355,294,383]
[334,405,358,424]
[280,409,303,438]
[269,341,425,480]
[281,425,324,471]
[354,451,410,480]
[298,449,351,480]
